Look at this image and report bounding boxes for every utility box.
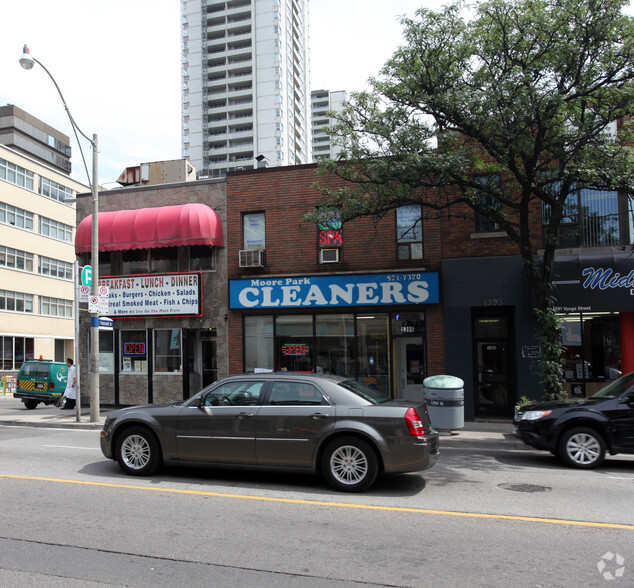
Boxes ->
[423,375,465,431]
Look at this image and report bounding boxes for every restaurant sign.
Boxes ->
[230,271,439,309]
[99,272,202,317]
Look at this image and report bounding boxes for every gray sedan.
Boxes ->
[100,373,439,492]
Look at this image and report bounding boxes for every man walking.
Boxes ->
[61,358,77,410]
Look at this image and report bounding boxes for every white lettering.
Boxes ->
[380,282,405,303]
[357,283,379,304]
[281,286,302,306]
[407,281,430,303]
[303,285,328,306]
[238,287,259,308]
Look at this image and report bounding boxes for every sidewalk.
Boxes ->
[0,394,526,449]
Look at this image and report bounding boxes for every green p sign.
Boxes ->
[81,265,92,286]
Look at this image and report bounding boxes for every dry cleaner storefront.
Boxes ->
[229,271,440,400]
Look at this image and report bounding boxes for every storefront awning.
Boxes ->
[75,203,224,254]
[552,250,634,312]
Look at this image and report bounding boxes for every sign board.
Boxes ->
[89,296,99,313]
[81,265,92,286]
[99,296,109,315]
[99,272,202,317]
[79,285,90,303]
[230,271,440,310]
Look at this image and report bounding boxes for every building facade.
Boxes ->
[0,141,85,375]
[74,170,228,406]
[0,104,72,175]
[226,164,444,403]
[181,0,311,177]
[311,89,346,161]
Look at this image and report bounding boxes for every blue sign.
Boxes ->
[230,272,439,309]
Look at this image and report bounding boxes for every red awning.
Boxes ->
[75,203,224,254]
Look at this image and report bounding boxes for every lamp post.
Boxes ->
[20,44,100,423]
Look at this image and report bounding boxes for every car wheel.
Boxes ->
[24,399,39,410]
[558,427,605,469]
[321,437,378,492]
[116,427,162,476]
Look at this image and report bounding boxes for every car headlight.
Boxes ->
[519,409,552,421]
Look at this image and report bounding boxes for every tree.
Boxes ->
[307,0,634,399]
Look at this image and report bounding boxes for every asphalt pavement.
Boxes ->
[0,393,526,449]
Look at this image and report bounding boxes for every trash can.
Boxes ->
[423,375,464,431]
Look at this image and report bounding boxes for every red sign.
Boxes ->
[319,230,343,246]
[281,344,310,356]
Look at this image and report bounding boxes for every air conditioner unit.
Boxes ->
[319,248,341,264]
[239,249,265,268]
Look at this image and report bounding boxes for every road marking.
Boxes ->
[1,473,633,531]
[43,444,100,451]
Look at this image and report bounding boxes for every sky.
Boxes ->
[1,0,451,186]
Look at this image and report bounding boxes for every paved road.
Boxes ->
[0,421,632,586]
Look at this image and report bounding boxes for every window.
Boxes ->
[0,290,33,313]
[39,256,72,279]
[269,382,325,406]
[122,250,149,274]
[276,315,314,372]
[315,314,354,377]
[543,187,620,248]
[39,296,72,318]
[318,210,343,248]
[202,380,265,407]
[190,245,216,271]
[396,205,423,259]
[0,246,34,272]
[2,336,34,370]
[39,217,73,242]
[245,316,274,373]
[99,331,115,373]
[121,330,148,373]
[154,329,182,372]
[150,247,178,273]
[39,177,73,203]
[0,203,34,230]
[474,176,502,233]
[0,158,34,190]
[243,212,265,249]
[561,314,621,383]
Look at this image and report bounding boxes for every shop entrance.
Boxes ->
[473,311,514,417]
[201,338,218,388]
[396,337,425,401]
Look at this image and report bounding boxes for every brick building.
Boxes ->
[226,163,444,404]
[75,164,228,407]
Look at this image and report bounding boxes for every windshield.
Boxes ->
[592,372,634,399]
[337,380,391,404]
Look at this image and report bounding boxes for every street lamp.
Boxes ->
[20,44,100,423]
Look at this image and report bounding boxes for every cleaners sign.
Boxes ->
[99,272,202,317]
[230,271,439,309]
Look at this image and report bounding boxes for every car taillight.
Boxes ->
[405,407,426,436]
[48,382,54,390]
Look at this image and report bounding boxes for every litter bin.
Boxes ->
[423,375,464,431]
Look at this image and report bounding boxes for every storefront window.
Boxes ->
[154,329,182,372]
[245,316,273,372]
[150,247,178,274]
[190,245,215,271]
[315,314,354,376]
[120,330,147,373]
[276,315,313,372]
[356,314,389,393]
[99,331,114,373]
[561,313,621,383]
[391,312,426,337]
[122,250,149,274]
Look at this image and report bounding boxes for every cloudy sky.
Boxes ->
[1,1,453,185]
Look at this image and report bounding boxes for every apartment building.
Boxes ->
[0,111,86,373]
[311,89,346,161]
[181,0,311,177]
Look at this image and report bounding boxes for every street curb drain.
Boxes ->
[498,483,552,493]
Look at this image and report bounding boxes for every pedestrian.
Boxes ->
[61,358,77,410]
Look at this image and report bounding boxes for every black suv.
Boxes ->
[514,372,634,468]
